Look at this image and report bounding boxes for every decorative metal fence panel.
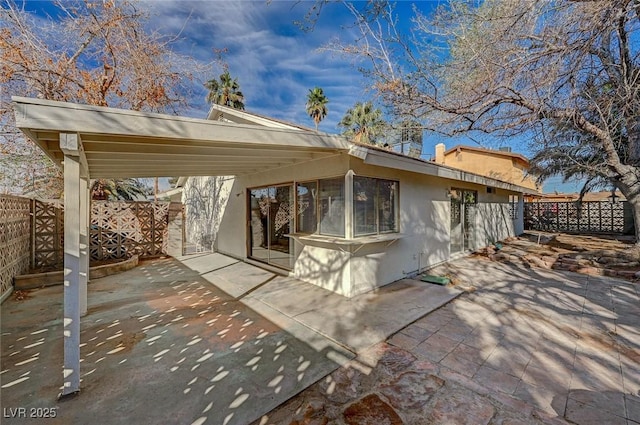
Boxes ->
[0,195,31,299]
[1,196,180,300]
[524,201,628,234]
[32,199,64,269]
[31,200,175,267]
[90,201,171,261]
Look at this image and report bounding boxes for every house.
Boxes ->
[434,143,541,193]
[177,104,539,298]
[13,96,538,395]
[13,96,539,299]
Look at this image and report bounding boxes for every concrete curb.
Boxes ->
[13,255,139,290]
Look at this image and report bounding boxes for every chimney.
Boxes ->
[435,143,445,164]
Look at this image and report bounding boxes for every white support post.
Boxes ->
[59,133,88,397]
[61,152,81,396]
[79,176,89,317]
[345,170,354,240]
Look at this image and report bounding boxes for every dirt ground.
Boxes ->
[474,232,639,282]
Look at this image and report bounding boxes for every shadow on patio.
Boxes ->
[1,252,459,425]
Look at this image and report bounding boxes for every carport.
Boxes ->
[12,96,349,396]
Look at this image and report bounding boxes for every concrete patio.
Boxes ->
[0,253,460,425]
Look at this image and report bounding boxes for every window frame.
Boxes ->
[352,175,400,237]
[294,176,347,238]
[295,180,319,235]
[317,177,346,237]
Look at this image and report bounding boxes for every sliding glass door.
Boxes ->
[450,189,477,254]
[248,185,294,269]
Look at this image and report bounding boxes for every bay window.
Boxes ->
[294,174,399,239]
[353,176,398,236]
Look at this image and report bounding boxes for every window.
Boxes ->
[296,181,317,234]
[318,178,345,237]
[353,176,398,236]
[378,179,398,232]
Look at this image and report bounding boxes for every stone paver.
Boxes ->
[343,394,403,425]
[259,256,639,425]
[4,250,636,425]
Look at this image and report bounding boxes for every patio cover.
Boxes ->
[13,97,349,178]
[12,96,349,397]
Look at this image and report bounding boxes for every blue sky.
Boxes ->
[20,0,581,193]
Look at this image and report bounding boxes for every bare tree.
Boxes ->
[1,0,204,198]
[307,0,640,245]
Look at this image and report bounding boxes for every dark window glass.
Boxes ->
[378,180,398,233]
[318,178,345,237]
[296,181,318,234]
[354,177,377,236]
[354,176,398,236]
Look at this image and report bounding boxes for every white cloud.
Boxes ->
[140,0,370,132]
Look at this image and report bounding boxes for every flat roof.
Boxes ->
[13,97,536,194]
[350,143,538,195]
[13,97,348,178]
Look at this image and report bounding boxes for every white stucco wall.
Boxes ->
[294,245,352,296]
[182,176,235,251]
[348,160,452,296]
[182,152,523,297]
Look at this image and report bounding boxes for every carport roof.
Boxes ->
[13,97,537,194]
[12,97,349,179]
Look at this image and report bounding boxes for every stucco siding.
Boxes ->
[350,159,453,292]
[183,152,524,297]
[182,176,235,252]
[294,245,351,296]
[442,149,539,192]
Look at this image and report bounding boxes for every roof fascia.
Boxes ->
[356,147,538,194]
[206,103,303,130]
[444,144,530,165]
[12,96,349,151]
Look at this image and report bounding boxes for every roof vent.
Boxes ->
[498,147,512,152]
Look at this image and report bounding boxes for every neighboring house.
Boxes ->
[14,97,537,300]
[147,187,183,202]
[525,192,577,202]
[434,143,541,194]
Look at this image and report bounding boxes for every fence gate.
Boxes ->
[524,201,631,234]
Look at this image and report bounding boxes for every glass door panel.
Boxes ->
[248,185,294,269]
[268,185,293,269]
[450,189,464,254]
[249,188,270,262]
[450,189,477,254]
[463,191,477,250]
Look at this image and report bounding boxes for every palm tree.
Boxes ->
[204,70,245,110]
[338,101,386,145]
[305,87,328,132]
